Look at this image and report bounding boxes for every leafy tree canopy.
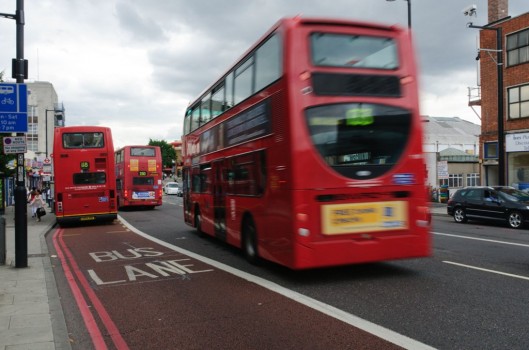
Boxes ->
[148,139,176,170]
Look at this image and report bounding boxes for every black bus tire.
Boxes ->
[242,217,260,265]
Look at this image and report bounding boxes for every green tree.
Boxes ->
[148,139,176,171]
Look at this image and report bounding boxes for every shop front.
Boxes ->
[506,132,529,190]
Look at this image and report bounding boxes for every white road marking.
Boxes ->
[443,261,529,281]
[433,231,529,248]
[119,215,436,350]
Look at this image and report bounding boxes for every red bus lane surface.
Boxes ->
[51,221,431,350]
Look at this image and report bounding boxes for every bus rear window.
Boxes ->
[310,33,398,69]
[73,172,106,185]
[130,147,156,157]
[133,177,154,186]
[63,132,104,148]
[305,103,410,179]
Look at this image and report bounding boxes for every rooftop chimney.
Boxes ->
[488,0,508,23]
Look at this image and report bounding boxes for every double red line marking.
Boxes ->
[53,228,129,350]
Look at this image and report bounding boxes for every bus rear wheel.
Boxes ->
[242,217,259,265]
[194,207,203,236]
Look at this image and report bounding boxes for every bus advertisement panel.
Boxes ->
[53,126,117,226]
[115,145,163,209]
[182,17,431,269]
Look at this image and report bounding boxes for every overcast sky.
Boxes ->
[0,0,527,149]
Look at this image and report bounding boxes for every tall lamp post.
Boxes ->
[44,109,55,157]
[466,18,505,185]
[386,0,411,28]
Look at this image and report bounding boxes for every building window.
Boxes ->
[484,142,498,159]
[27,115,38,152]
[508,153,529,189]
[507,28,529,66]
[466,173,480,186]
[508,84,529,119]
[439,174,463,188]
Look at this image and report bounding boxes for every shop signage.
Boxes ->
[506,133,529,152]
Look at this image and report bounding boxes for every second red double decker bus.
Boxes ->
[53,126,117,226]
[182,17,431,269]
[114,145,163,209]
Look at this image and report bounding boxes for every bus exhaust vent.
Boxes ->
[312,73,401,97]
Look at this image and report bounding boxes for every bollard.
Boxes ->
[0,216,6,265]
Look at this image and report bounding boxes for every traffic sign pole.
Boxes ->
[13,0,27,268]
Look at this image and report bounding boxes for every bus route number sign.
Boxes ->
[80,161,90,170]
[138,171,147,176]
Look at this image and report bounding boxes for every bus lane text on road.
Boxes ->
[87,247,214,286]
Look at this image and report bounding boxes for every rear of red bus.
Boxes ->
[115,146,163,209]
[262,18,431,268]
[53,126,117,226]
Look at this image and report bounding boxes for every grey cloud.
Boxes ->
[115,1,168,42]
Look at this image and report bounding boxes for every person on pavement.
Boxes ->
[30,190,46,222]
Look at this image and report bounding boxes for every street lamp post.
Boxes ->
[44,109,55,157]
[467,23,504,186]
[386,0,411,28]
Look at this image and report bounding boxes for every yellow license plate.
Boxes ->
[321,201,408,235]
[80,216,96,221]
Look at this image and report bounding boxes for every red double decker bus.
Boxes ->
[53,126,117,226]
[114,145,163,209]
[182,17,431,269]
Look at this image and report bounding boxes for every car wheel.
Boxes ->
[508,211,523,229]
[242,217,260,265]
[453,207,467,223]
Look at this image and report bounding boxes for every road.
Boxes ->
[48,195,529,349]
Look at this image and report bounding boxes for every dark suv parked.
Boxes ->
[447,186,529,229]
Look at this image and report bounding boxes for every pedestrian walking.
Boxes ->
[30,190,46,222]
[27,187,37,217]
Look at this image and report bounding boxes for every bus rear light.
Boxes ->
[400,76,414,84]
[57,202,63,212]
[299,71,311,81]
[416,206,431,227]
[296,213,308,222]
[298,228,310,237]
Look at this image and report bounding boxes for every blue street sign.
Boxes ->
[0,83,28,133]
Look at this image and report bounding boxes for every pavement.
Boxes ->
[0,205,70,350]
[0,201,448,350]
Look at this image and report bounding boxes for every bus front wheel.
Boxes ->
[242,217,260,265]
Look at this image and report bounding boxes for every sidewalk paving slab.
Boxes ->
[0,205,71,350]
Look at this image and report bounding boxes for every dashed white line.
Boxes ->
[443,261,529,281]
[433,231,529,248]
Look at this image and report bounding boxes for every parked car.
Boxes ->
[447,186,529,229]
[163,182,182,196]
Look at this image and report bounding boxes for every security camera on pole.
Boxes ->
[463,4,505,186]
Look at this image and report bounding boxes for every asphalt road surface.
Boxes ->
[47,196,529,349]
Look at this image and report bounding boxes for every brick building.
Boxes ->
[476,0,529,187]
